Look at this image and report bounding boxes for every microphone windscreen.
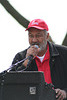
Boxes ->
[34,45,39,49]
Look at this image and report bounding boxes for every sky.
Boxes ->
[0,0,67,72]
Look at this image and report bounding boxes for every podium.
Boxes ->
[0,71,56,100]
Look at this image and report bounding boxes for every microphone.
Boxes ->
[27,45,39,67]
[17,45,39,71]
[34,45,39,49]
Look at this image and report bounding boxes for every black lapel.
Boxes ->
[30,59,38,71]
[48,42,59,69]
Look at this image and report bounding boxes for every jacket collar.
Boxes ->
[48,41,59,57]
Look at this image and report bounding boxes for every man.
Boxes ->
[11,19,67,100]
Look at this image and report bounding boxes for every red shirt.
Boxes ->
[35,44,52,84]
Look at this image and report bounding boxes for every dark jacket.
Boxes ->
[12,42,67,92]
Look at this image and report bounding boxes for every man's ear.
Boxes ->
[46,33,49,39]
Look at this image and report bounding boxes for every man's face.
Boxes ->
[28,28,49,51]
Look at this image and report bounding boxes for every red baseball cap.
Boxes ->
[25,19,49,31]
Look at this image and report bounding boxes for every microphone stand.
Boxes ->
[0,57,29,100]
[17,55,33,71]
[0,45,39,76]
[0,57,28,77]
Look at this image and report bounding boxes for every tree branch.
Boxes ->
[0,0,30,28]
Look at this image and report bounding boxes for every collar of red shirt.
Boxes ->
[35,43,50,62]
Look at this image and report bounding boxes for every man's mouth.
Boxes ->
[31,43,39,46]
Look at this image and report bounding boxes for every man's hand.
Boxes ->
[55,88,67,100]
[26,45,40,58]
[23,45,40,67]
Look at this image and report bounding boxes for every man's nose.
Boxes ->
[32,37,38,42]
